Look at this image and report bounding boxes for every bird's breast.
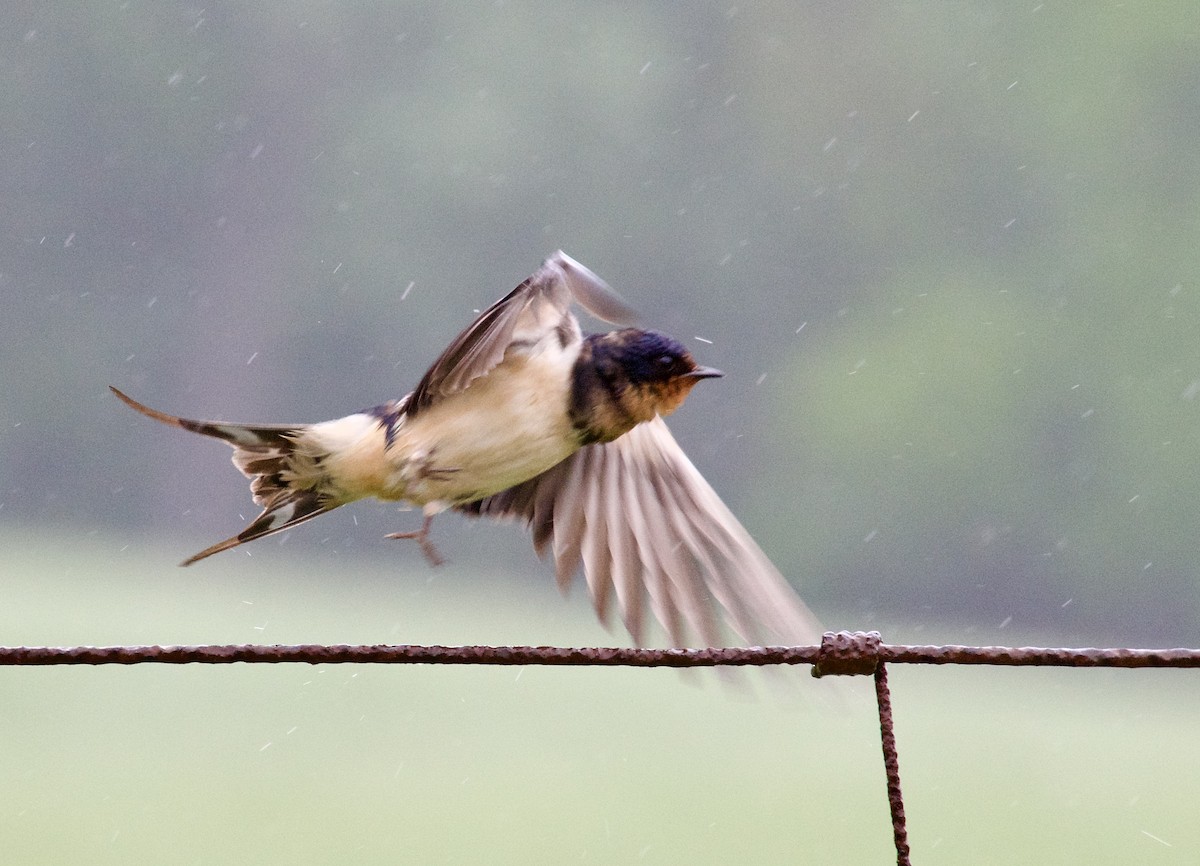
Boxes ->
[385,344,583,506]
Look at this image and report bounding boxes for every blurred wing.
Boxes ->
[460,417,823,648]
[406,251,638,417]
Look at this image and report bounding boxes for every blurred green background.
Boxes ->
[3,2,1200,862]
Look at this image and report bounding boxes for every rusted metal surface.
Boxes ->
[812,629,882,677]
[814,631,1200,671]
[1,634,1198,669]
[879,643,1200,668]
[874,663,911,866]
[812,632,912,864]
[0,643,824,667]
[5,631,1198,866]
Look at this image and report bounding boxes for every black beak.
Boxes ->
[686,365,724,380]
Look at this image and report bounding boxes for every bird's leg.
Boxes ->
[386,513,445,567]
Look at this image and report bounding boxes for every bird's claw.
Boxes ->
[386,514,445,567]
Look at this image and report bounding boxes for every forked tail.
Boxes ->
[110,387,337,565]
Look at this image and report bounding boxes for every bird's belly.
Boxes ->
[387,353,581,505]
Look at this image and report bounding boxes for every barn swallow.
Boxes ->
[112,251,822,648]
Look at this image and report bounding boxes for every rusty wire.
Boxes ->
[4,632,1198,865]
[0,643,820,667]
[873,662,911,866]
[2,634,1198,669]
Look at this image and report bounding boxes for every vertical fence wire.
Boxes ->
[874,663,911,866]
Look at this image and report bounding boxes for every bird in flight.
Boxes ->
[113,251,821,648]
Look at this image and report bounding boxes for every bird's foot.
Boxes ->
[386,513,445,567]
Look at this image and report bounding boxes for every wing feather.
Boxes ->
[624,457,688,647]
[460,417,822,648]
[605,446,650,643]
[406,251,637,417]
[640,456,724,648]
[580,465,619,633]
[548,463,588,594]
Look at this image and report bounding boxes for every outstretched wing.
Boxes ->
[459,417,823,649]
[405,251,637,417]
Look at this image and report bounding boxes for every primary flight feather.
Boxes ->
[113,251,822,648]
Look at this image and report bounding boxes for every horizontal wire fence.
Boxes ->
[5,632,1199,865]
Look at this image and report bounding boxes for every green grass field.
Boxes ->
[2,530,1197,864]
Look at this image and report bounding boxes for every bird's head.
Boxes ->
[608,329,724,414]
[574,329,723,440]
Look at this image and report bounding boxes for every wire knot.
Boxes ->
[811,630,883,678]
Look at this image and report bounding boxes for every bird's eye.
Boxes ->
[657,354,675,367]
